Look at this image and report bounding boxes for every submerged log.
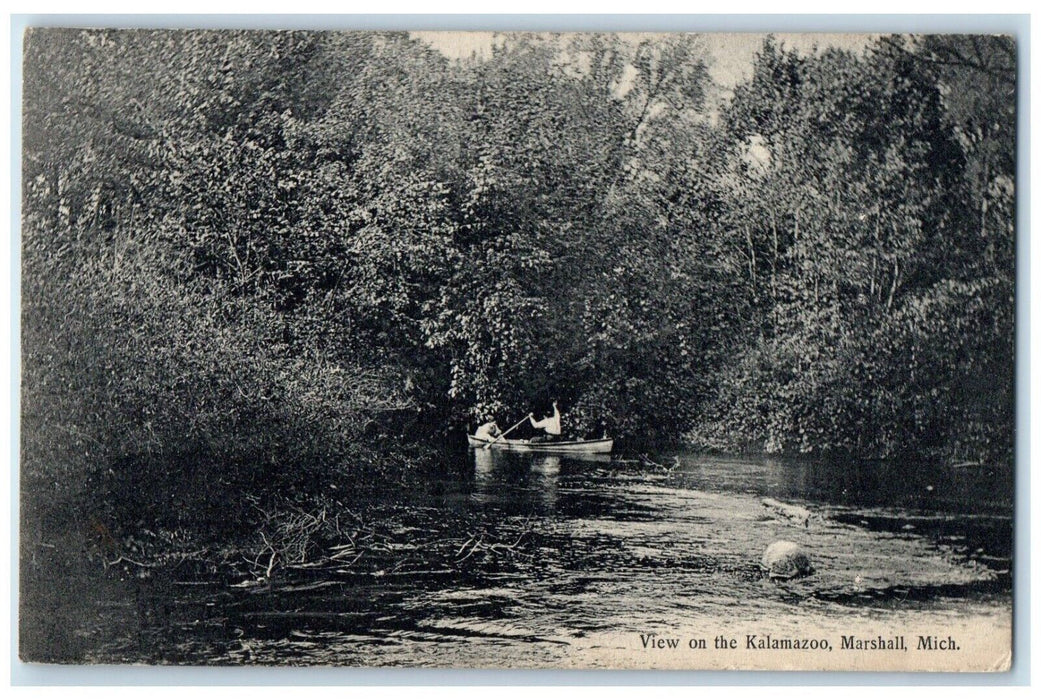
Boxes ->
[761,497,816,527]
[760,540,814,580]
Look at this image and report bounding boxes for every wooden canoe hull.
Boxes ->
[467,435,614,454]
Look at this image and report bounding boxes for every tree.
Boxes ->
[694,35,1011,463]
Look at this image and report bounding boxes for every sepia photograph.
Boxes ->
[17,25,1017,671]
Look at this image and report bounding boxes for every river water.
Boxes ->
[25,450,1013,669]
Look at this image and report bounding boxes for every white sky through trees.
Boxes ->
[411,31,876,88]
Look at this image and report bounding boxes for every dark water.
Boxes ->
[23,450,1013,667]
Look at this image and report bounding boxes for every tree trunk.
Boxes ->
[770,209,778,305]
[886,257,900,312]
[745,226,757,303]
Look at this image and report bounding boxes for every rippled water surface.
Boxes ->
[31,451,1013,668]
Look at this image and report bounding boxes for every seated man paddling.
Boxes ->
[528,401,562,443]
[474,419,502,442]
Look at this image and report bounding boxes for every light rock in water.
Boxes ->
[760,540,814,579]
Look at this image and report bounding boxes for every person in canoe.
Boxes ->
[528,401,562,443]
[474,419,502,441]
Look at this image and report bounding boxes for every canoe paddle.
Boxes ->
[481,415,530,449]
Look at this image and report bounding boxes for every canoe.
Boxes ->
[467,435,614,454]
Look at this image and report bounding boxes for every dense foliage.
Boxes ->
[21,30,1015,524]
[691,37,1014,461]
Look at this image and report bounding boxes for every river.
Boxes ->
[22,450,1013,670]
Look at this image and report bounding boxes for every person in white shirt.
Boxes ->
[529,401,561,441]
[475,420,501,441]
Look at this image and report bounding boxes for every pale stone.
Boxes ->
[761,540,814,579]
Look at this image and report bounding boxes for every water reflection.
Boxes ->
[529,455,560,509]
[471,449,561,510]
[530,455,561,474]
[470,449,618,513]
[471,444,496,475]
[668,453,1012,514]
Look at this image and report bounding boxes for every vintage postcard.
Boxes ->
[19,28,1015,671]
